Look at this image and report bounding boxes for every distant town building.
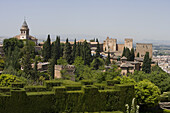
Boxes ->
[14,20,38,45]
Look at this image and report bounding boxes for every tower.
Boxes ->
[20,20,29,40]
[124,38,133,50]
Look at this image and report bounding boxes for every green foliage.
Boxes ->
[107,80,120,86]
[130,48,135,61]
[3,38,24,55]
[122,47,134,61]
[57,57,68,66]
[163,109,170,113]
[0,74,21,87]
[95,39,101,58]
[0,56,4,71]
[48,58,55,79]
[135,80,160,107]
[130,65,170,92]
[42,34,51,61]
[81,80,93,85]
[105,52,111,66]
[72,39,77,62]
[63,38,73,64]
[91,57,104,70]
[21,40,33,76]
[75,42,81,58]
[24,86,46,92]
[82,40,92,65]
[52,36,61,64]
[0,80,135,113]
[142,52,151,73]
[137,53,139,57]
[61,69,73,80]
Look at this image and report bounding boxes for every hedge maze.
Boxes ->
[0,80,135,113]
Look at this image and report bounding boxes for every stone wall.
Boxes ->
[103,37,117,52]
[135,43,152,58]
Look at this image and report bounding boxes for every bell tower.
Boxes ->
[20,20,29,39]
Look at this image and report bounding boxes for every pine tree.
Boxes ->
[63,38,72,64]
[106,52,111,66]
[142,52,151,73]
[72,39,76,62]
[42,34,51,62]
[130,48,135,61]
[95,39,100,58]
[137,52,140,57]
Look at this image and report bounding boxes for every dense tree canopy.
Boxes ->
[3,38,24,55]
[135,80,160,107]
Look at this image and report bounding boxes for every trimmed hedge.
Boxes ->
[11,82,25,88]
[94,83,106,90]
[0,80,135,113]
[65,85,82,91]
[24,86,47,92]
[107,80,120,86]
[160,92,170,102]
[44,80,63,90]
[0,87,11,93]
[81,80,93,85]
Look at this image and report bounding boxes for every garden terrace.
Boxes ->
[0,80,135,113]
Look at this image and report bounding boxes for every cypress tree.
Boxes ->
[137,52,140,57]
[57,36,61,59]
[48,58,55,79]
[125,48,131,61]
[63,38,72,64]
[95,40,100,58]
[21,40,32,76]
[82,40,92,65]
[130,48,135,61]
[142,52,151,73]
[106,52,111,66]
[75,42,80,58]
[42,34,51,61]
[52,36,61,65]
[33,56,38,79]
[122,47,126,57]
[72,39,76,62]
[96,38,98,42]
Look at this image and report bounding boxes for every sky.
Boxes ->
[0,0,170,42]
